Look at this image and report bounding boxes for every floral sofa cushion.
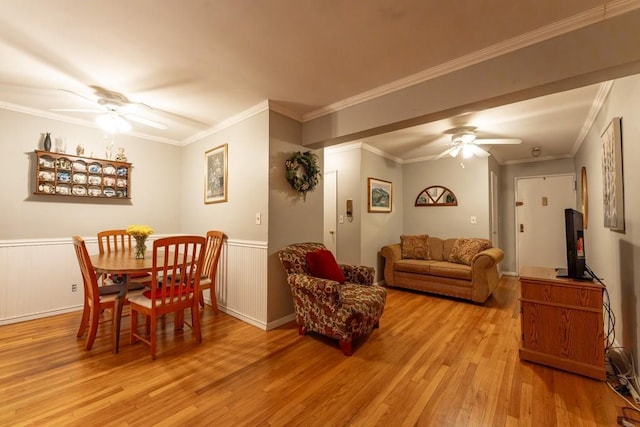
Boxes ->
[400,234,430,260]
[449,238,492,265]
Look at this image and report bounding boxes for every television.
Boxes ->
[557,208,591,280]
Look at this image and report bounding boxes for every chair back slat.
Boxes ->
[72,236,100,306]
[97,229,132,254]
[150,236,205,307]
[202,231,225,280]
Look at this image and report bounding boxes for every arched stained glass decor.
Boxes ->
[414,185,457,206]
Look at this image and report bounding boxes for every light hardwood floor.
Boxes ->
[0,276,629,426]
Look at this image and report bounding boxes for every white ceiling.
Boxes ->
[0,1,638,163]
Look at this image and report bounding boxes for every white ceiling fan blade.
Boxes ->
[434,147,456,160]
[474,138,522,145]
[469,144,491,157]
[124,114,168,130]
[50,108,101,112]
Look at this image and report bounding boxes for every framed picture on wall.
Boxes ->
[601,117,624,231]
[368,178,392,213]
[204,144,228,204]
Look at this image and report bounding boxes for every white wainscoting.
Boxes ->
[207,239,269,329]
[0,237,270,328]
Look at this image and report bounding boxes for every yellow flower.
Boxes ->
[126,224,154,237]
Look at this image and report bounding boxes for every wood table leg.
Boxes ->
[113,296,124,353]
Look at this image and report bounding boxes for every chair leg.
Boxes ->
[84,306,100,351]
[339,340,352,356]
[298,325,307,336]
[150,313,157,360]
[76,299,89,338]
[210,288,219,314]
[374,321,380,329]
[130,307,138,344]
[192,303,202,344]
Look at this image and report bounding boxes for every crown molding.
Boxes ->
[1,102,182,145]
[302,0,640,122]
[183,100,271,145]
[570,80,614,156]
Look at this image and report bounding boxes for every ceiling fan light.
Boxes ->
[449,146,461,158]
[453,130,476,144]
[462,144,474,159]
[96,113,131,134]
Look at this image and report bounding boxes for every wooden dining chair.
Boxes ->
[97,229,152,287]
[128,235,206,360]
[199,230,225,314]
[73,235,124,351]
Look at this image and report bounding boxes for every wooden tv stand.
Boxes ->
[519,266,605,380]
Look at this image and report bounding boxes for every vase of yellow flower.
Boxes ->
[126,224,154,259]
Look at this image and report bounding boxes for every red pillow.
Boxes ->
[305,250,346,284]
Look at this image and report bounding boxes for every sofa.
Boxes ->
[381,235,504,303]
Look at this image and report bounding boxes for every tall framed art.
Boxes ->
[204,144,228,204]
[601,117,624,231]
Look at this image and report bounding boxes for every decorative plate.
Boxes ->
[88,164,102,174]
[72,160,87,172]
[88,175,101,185]
[103,187,116,197]
[88,187,102,197]
[56,184,71,195]
[103,165,116,175]
[116,167,128,176]
[72,174,87,184]
[56,171,71,182]
[38,171,54,181]
[72,185,87,196]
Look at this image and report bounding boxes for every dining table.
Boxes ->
[90,250,157,353]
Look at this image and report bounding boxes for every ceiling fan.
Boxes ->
[50,86,168,133]
[434,126,522,160]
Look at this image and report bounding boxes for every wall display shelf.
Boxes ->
[519,266,605,380]
[34,150,131,199]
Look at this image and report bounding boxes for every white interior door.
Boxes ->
[323,170,337,255]
[516,174,576,273]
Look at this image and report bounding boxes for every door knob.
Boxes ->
[520,224,524,232]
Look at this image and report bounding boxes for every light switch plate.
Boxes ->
[255,212,261,225]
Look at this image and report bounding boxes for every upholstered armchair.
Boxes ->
[278,242,387,355]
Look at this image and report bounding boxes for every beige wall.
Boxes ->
[180,111,269,241]
[575,73,640,360]
[268,111,323,322]
[0,109,182,240]
[403,156,490,239]
[360,148,403,281]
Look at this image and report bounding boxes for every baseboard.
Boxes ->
[0,305,82,326]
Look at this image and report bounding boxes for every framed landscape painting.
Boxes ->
[601,117,624,231]
[368,178,392,213]
[204,144,228,204]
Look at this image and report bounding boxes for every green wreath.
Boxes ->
[285,151,321,200]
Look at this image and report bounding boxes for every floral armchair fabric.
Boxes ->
[278,242,387,355]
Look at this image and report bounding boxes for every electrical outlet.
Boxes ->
[72,283,78,292]
[255,212,261,225]
[470,216,477,224]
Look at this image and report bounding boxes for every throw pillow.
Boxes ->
[306,249,346,283]
[449,238,492,265]
[400,234,430,259]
